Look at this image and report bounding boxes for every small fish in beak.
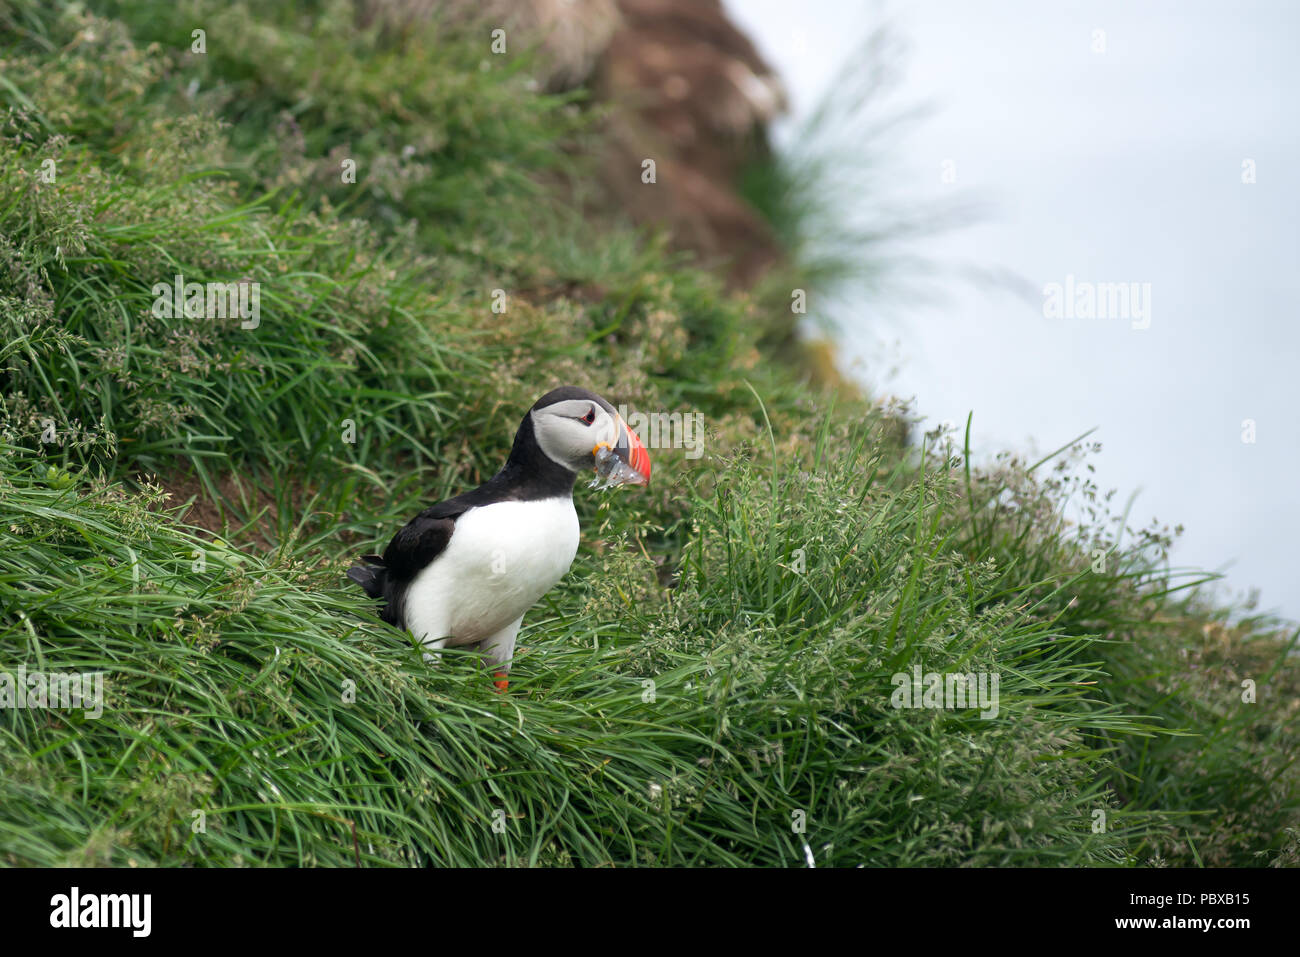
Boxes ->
[590,418,651,490]
[590,445,647,490]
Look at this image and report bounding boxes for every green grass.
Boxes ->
[0,434,1152,866]
[0,0,1296,866]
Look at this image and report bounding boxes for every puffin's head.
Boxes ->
[528,386,651,485]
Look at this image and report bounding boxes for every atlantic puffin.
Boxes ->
[347,386,652,691]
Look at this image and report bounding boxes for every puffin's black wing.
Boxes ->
[347,470,527,625]
[380,510,458,578]
[347,495,481,627]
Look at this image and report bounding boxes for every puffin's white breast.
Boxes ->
[402,497,579,647]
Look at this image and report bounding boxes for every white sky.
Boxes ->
[726,0,1300,622]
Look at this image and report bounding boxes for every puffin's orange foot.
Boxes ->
[493,671,509,693]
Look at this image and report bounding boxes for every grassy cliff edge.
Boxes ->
[0,0,1295,867]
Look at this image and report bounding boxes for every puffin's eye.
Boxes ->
[581,407,596,425]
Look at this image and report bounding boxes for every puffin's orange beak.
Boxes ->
[616,419,652,485]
